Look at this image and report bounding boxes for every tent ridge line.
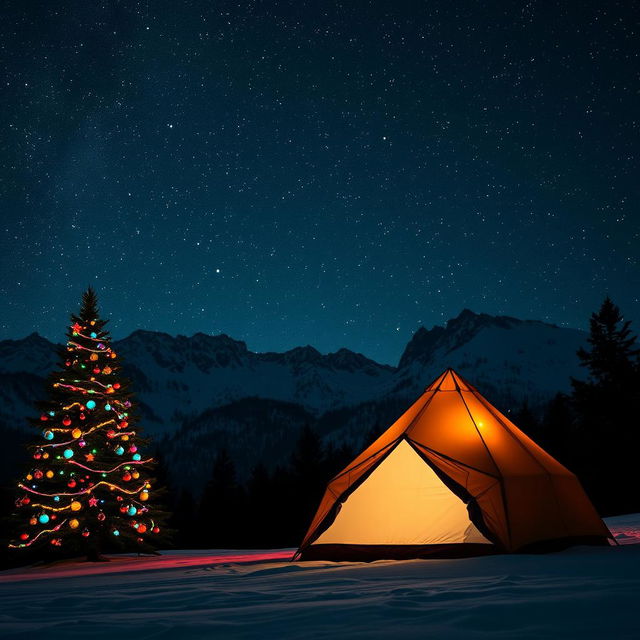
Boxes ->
[404,388,439,439]
[457,388,512,549]
[329,440,398,483]
[406,438,501,480]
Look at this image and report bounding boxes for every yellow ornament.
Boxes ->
[72,428,82,439]
[69,519,80,529]
[111,352,117,359]
[139,490,149,501]
[43,452,50,459]
[29,517,37,526]
[90,321,95,326]
[70,501,82,512]
[103,367,112,375]
[131,470,140,479]
[90,353,98,361]
[26,474,33,481]
[46,470,54,479]
[121,435,129,441]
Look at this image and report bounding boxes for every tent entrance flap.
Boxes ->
[314,439,491,546]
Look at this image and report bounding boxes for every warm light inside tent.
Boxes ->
[314,440,490,546]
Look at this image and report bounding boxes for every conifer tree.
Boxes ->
[8,288,168,559]
[574,296,640,389]
[571,297,640,515]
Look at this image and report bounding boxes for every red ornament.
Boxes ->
[40,415,48,421]
[137,524,147,533]
[82,529,90,537]
[33,451,42,460]
[34,470,43,479]
[120,506,128,513]
[20,533,29,540]
[97,511,106,521]
[106,430,116,439]
[122,472,132,482]
[79,413,86,420]
[113,383,121,389]
[62,416,72,426]
[129,445,138,453]
[68,479,77,488]
[137,537,143,544]
[119,421,128,429]
[93,367,101,374]
[21,497,30,505]
[152,527,160,534]
[65,361,71,367]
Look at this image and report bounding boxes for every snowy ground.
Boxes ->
[1,515,639,640]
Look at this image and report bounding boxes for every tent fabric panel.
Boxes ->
[503,474,570,550]
[548,475,613,540]
[313,440,491,546]
[438,370,460,391]
[298,445,394,550]
[407,391,500,476]
[459,392,551,476]
[411,443,509,548]
[469,389,574,477]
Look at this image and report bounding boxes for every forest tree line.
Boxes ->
[162,297,640,549]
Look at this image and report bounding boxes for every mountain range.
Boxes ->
[0,309,587,491]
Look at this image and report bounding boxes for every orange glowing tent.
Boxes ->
[295,368,612,561]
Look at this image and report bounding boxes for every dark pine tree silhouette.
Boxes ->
[171,488,198,548]
[571,297,640,515]
[511,400,540,438]
[539,393,575,468]
[198,449,247,548]
[289,426,327,546]
[245,463,275,547]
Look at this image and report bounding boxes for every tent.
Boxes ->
[295,368,612,561]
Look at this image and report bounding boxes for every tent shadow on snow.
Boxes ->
[295,368,613,561]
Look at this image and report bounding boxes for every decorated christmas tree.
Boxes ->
[8,288,168,559]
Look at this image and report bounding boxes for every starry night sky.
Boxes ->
[1,1,638,364]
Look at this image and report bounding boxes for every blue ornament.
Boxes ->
[132,453,141,461]
[54,496,60,502]
[43,430,54,441]
[38,513,50,524]
[48,411,55,417]
[127,506,137,516]
[63,448,74,459]
[112,529,120,536]
[86,400,96,410]
[104,404,111,411]
[115,446,124,456]
[90,332,97,338]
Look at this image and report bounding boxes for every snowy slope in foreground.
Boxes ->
[0,514,639,640]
